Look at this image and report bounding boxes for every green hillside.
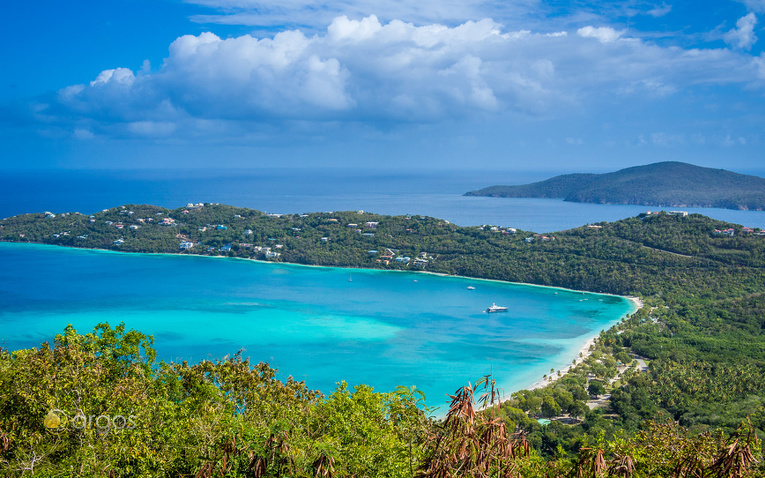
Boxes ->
[465,162,765,210]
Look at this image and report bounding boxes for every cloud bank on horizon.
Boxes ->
[11,0,765,169]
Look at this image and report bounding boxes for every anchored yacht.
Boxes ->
[486,303,508,313]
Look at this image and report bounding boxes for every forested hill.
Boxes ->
[464,161,765,210]
[1,203,763,297]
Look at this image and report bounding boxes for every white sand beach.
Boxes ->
[524,295,643,392]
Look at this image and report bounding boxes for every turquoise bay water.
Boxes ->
[0,242,635,408]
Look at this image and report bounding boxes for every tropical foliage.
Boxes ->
[1,324,761,477]
[0,324,433,477]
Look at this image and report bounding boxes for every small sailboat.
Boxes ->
[348,273,352,282]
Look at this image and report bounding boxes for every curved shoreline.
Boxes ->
[511,296,640,394]
[0,240,641,302]
[0,240,642,400]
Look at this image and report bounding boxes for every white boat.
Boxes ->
[467,286,475,290]
[486,303,508,313]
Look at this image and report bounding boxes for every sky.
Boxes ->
[2,0,764,173]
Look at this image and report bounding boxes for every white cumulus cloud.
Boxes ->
[90,68,136,86]
[576,26,624,43]
[724,13,758,50]
[34,14,765,141]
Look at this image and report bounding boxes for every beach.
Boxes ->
[524,295,643,392]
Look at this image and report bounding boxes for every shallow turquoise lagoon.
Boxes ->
[0,242,635,409]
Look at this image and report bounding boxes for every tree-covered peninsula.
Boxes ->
[464,161,765,211]
[1,204,764,476]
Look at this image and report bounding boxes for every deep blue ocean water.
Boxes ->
[3,168,765,232]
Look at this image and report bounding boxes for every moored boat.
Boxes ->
[486,303,508,313]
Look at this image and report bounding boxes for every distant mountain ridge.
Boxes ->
[464,162,765,211]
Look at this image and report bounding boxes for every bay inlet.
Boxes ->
[0,242,635,409]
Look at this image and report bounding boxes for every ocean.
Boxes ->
[3,168,765,232]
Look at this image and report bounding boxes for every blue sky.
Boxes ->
[2,0,764,172]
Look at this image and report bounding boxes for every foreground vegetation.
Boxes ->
[0,324,761,477]
[1,204,765,475]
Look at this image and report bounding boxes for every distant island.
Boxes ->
[464,161,765,210]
